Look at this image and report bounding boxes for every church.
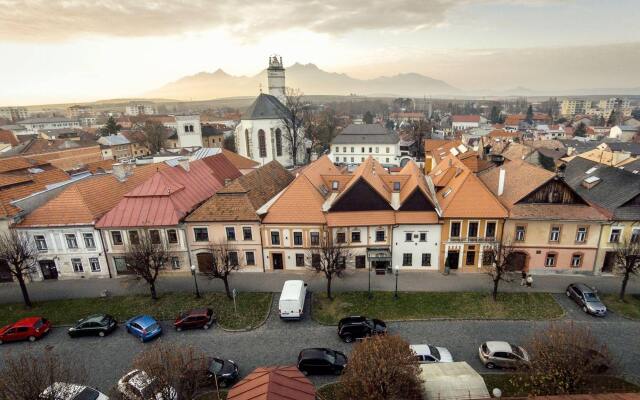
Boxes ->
[234,56,305,168]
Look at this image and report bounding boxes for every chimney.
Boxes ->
[178,157,190,172]
[567,146,575,156]
[112,163,130,182]
[498,168,506,196]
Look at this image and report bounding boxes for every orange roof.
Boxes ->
[333,157,391,204]
[0,157,46,174]
[0,129,18,146]
[297,155,342,193]
[221,149,260,170]
[262,175,327,224]
[452,115,481,123]
[326,210,395,227]
[226,366,315,400]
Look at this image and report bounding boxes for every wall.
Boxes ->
[594,222,640,274]
[261,224,325,270]
[330,143,400,166]
[392,224,441,270]
[439,218,503,272]
[235,119,304,168]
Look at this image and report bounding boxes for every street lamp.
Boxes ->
[368,263,372,299]
[190,265,201,298]
[394,265,400,300]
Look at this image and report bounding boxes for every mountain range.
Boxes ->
[146,63,459,100]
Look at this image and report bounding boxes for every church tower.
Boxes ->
[267,55,285,103]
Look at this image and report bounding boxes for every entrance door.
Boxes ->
[0,260,12,282]
[447,251,460,270]
[507,252,528,271]
[372,261,389,275]
[602,251,616,273]
[196,252,214,273]
[272,253,284,270]
[39,260,58,280]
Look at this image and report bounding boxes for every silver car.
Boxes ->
[479,341,530,369]
[566,283,607,317]
[410,344,453,363]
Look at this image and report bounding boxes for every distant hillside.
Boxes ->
[147,63,458,100]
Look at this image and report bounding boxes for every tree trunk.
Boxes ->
[492,277,499,302]
[326,275,333,300]
[223,275,232,299]
[16,273,32,308]
[149,281,158,300]
[620,270,630,301]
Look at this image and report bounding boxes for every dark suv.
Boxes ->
[337,316,386,343]
[174,308,215,331]
[297,348,348,376]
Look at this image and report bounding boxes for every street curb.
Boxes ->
[218,292,274,332]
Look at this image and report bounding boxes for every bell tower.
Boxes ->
[267,55,285,103]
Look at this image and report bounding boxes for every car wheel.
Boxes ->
[98,331,105,337]
[203,324,210,330]
[485,362,496,369]
[566,290,571,297]
[176,327,182,332]
[301,369,309,376]
[28,336,36,342]
[342,334,354,343]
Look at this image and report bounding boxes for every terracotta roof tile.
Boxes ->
[227,366,315,400]
[0,129,19,146]
[220,149,260,170]
[262,174,327,224]
[452,115,481,123]
[0,168,71,217]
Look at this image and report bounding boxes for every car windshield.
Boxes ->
[209,359,224,374]
[324,350,336,364]
[584,292,599,302]
[34,319,44,330]
[72,387,101,400]
[428,345,441,360]
[146,323,159,332]
[100,316,110,325]
[510,345,524,358]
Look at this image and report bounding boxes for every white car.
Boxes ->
[410,344,454,363]
[117,370,177,400]
[40,382,109,399]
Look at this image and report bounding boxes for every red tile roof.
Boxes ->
[0,129,18,146]
[0,167,71,218]
[452,115,481,123]
[226,366,315,400]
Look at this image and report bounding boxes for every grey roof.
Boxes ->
[242,93,290,120]
[560,139,600,154]
[98,134,130,146]
[621,158,640,173]
[604,141,640,156]
[564,156,640,220]
[17,117,78,124]
[332,124,399,145]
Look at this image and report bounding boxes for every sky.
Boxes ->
[1,0,639,105]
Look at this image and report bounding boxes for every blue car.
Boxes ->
[124,315,162,342]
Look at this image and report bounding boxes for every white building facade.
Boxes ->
[18,117,81,134]
[125,102,156,116]
[392,224,441,271]
[175,115,204,148]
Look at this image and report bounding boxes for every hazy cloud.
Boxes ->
[0,0,566,41]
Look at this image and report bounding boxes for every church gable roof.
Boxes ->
[242,93,290,120]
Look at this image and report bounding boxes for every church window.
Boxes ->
[245,129,252,158]
[275,128,283,157]
[258,129,267,158]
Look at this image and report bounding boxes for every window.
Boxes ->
[375,230,385,242]
[393,182,401,191]
[386,147,390,153]
[468,222,479,238]
[114,257,127,273]
[450,222,461,238]
[549,226,561,242]
[258,130,267,158]
[571,253,582,268]
[111,231,123,246]
[402,253,412,266]
[421,253,431,266]
[34,235,47,251]
[545,253,557,267]
[310,232,320,246]
[65,234,78,249]
[386,158,389,163]
[149,230,161,245]
[245,251,255,266]
[631,229,640,244]
[167,229,178,244]
[466,250,476,266]
[275,128,283,157]
[336,232,346,243]
[355,255,366,268]
[171,257,181,269]
[194,228,208,242]
[128,230,140,245]
[576,227,588,243]
[405,232,413,242]
[89,257,100,272]
[293,231,303,246]
[515,225,526,241]
[369,147,372,153]
[295,253,305,267]
[239,227,252,241]
[486,222,496,238]
[482,250,494,266]
[83,233,95,248]
[375,147,379,153]
[226,227,236,241]
[271,231,280,245]
[418,233,427,242]
[71,258,83,272]
[350,147,354,153]
[351,231,361,243]
[335,146,339,153]
[228,252,239,266]
[312,254,321,268]
[350,157,354,162]
[609,228,621,243]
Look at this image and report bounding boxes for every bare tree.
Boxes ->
[614,238,640,301]
[483,241,519,301]
[142,120,168,154]
[511,322,613,395]
[279,87,307,166]
[0,230,39,308]
[339,335,423,400]
[132,343,208,400]
[201,241,240,299]
[308,234,351,300]
[0,349,87,400]
[124,231,170,300]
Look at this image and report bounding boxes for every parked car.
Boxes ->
[410,344,453,363]
[337,316,387,343]
[40,382,109,400]
[297,348,348,376]
[204,357,239,387]
[566,283,607,316]
[0,316,50,344]
[117,369,176,400]
[124,315,162,342]
[68,314,117,338]
[479,341,530,369]
[279,280,307,320]
[174,308,215,331]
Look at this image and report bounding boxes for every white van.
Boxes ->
[279,280,307,320]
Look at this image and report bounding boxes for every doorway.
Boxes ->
[507,252,528,271]
[447,251,460,270]
[39,260,58,280]
[196,252,214,273]
[602,251,616,273]
[372,260,389,275]
[272,253,284,270]
[0,260,12,282]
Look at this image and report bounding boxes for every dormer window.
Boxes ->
[442,188,452,198]
[393,182,400,192]
[332,181,339,191]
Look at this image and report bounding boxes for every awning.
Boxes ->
[367,248,391,261]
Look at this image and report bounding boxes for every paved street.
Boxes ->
[1,269,638,303]
[0,290,638,394]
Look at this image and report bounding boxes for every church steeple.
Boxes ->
[267,55,285,103]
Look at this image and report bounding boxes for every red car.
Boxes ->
[0,317,51,344]
[174,308,215,331]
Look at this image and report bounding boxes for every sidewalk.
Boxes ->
[1,270,638,304]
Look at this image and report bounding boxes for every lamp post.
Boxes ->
[190,265,200,298]
[394,265,399,300]
[368,263,372,299]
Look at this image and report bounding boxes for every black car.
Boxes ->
[337,316,387,343]
[68,314,117,338]
[297,348,348,376]
[566,283,607,316]
[205,357,239,388]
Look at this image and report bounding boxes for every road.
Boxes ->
[0,292,638,394]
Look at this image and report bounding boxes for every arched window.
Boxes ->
[244,129,252,158]
[275,128,282,157]
[258,129,267,158]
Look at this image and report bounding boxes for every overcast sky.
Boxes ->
[1,0,639,105]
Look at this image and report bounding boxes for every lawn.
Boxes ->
[601,294,640,320]
[312,291,563,324]
[482,374,640,397]
[0,292,272,330]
